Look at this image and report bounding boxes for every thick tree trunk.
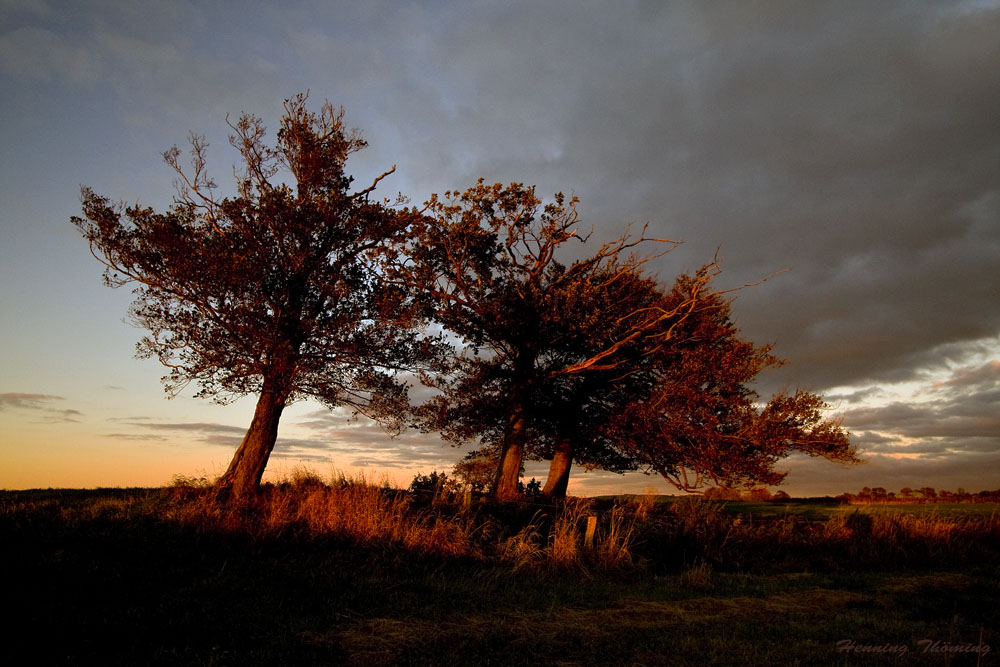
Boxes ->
[542,438,573,499]
[492,350,535,501]
[215,383,290,502]
[493,404,527,501]
[494,415,524,500]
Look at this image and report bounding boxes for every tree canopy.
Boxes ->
[73,95,442,500]
[609,277,858,492]
[392,180,737,498]
[424,260,857,498]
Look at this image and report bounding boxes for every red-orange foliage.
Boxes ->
[614,279,858,491]
[73,96,442,501]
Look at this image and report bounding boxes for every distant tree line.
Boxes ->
[838,487,1000,504]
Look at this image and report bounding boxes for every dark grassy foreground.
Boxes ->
[2,482,997,666]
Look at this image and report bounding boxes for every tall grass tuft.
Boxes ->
[593,502,638,569]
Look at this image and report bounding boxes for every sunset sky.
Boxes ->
[2,0,998,496]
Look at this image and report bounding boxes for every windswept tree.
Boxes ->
[607,277,859,493]
[393,180,719,499]
[425,263,857,499]
[73,95,441,501]
[429,262,699,499]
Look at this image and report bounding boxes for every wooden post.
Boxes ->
[463,487,472,510]
[584,515,597,549]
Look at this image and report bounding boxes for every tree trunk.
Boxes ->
[492,349,535,501]
[493,398,527,501]
[215,383,290,502]
[542,438,573,499]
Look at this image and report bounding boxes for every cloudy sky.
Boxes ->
[1,0,997,496]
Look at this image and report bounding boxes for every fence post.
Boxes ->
[584,515,597,548]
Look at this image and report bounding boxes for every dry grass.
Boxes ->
[164,470,486,560]
[11,477,997,576]
[680,560,714,590]
[499,497,639,573]
[4,484,999,665]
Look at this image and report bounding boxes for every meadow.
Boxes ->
[2,475,997,666]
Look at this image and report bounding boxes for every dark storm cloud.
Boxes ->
[826,387,887,406]
[930,360,1000,393]
[338,0,1000,395]
[0,392,82,423]
[333,0,999,485]
[619,2,1000,392]
[11,0,991,394]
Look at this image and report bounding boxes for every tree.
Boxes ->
[451,449,502,493]
[531,269,728,497]
[408,470,449,494]
[603,277,858,493]
[423,258,693,499]
[399,179,847,500]
[73,95,440,501]
[481,269,856,499]
[393,180,708,499]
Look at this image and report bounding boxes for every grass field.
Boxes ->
[606,494,1000,521]
[2,482,997,666]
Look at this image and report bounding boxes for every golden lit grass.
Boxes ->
[497,497,639,573]
[7,477,997,575]
[163,470,486,560]
[500,498,635,572]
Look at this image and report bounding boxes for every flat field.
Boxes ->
[2,486,997,666]
[607,494,1000,520]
